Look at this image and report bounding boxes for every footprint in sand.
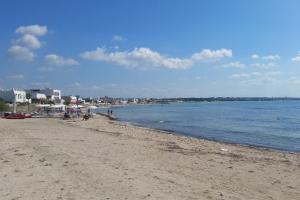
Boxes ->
[14,153,26,156]
[44,162,52,166]
[38,158,52,166]
[39,158,46,163]
[63,161,69,167]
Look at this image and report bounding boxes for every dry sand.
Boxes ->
[0,115,299,200]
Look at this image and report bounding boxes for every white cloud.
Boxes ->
[251,54,259,59]
[8,24,47,61]
[8,45,34,61]
[112,35,126,41]
[45,54,80,66]
[80,47,232,70]
[7,74,24,79]
[262,54,280,61]
[222,61,245,69]
[16,25,48,36]
[251,53,280,61]
[229,71,283,85]
[291,51,300,62]
[251,62,275,69]
[229,73,252,79]
[15,34,41,49]
[81,47,192,69]
[191,49,232,61]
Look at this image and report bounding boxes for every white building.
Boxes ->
[32,93,47,100]
[69,96,77,104]
[0,88,28,103]
[40,88,61,102]
[26,89,47,100]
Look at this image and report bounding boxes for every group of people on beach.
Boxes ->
[63,107,94,121]
[107,109,113,115]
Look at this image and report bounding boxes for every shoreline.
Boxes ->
[66,115,300,162]
[1,116,299,199]
[104,113,300,154]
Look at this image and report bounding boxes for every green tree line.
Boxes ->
[0,98,9,111]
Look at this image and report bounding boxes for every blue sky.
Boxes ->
[1,0,300,97]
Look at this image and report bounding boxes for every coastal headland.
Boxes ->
[0,115,299,200]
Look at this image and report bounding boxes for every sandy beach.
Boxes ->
[0,115,299,200]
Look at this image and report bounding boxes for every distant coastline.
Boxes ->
[150,97,300,104]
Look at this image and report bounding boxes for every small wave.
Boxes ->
[158,120,173,123]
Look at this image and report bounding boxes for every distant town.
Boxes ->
[1,88,300,107]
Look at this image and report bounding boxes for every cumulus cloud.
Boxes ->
[229,73,252,79]
[229,71,283,85]
[191,49,232,61]
[80,47,232,69]
[15,34,41,49]
[222,61,245,69]
[251,53,280,61]
[251,54,259,59]
[262,54,280,61]
[251,62,275,69]
[7,74,24,79]
[45,54,80,66]
[112,35,126,41]
[291,51,300,62]
[81,47,192,69]
[8,24,47,61]
[16,25,48,36]
[8,45,34,61]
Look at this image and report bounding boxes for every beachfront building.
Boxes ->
[32,93,47,100]
[40,88,61,102]
[62,95,77,105]
[128,98,138,104]
[26,89,47,101]
[70,96,77,104]
[76,97,86,104]
[0,88,28,103]
[26,88,62,104]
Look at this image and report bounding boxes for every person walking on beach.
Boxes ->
[107,109,110,115]
[110,110,113,115]
[77,108,81,120]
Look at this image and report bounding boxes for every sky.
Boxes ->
[1,0,300,98]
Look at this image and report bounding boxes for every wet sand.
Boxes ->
[0,116,299,200]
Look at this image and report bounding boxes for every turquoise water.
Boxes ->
[100,101,300,152]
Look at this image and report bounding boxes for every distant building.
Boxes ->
[62,95,77,104]
[70,96,77,104]
[128,98,138,104]
[77,97,85,104]
[0,88,28,103]
[26,89,47,100]
[32,93,47,100]
[40,88,61,102]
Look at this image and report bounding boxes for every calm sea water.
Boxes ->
[99,101,300,152]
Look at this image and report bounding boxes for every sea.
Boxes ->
[98,101,300,152]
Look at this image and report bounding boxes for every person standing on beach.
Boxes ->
[107,109,110,115]
[110,110,113,115]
